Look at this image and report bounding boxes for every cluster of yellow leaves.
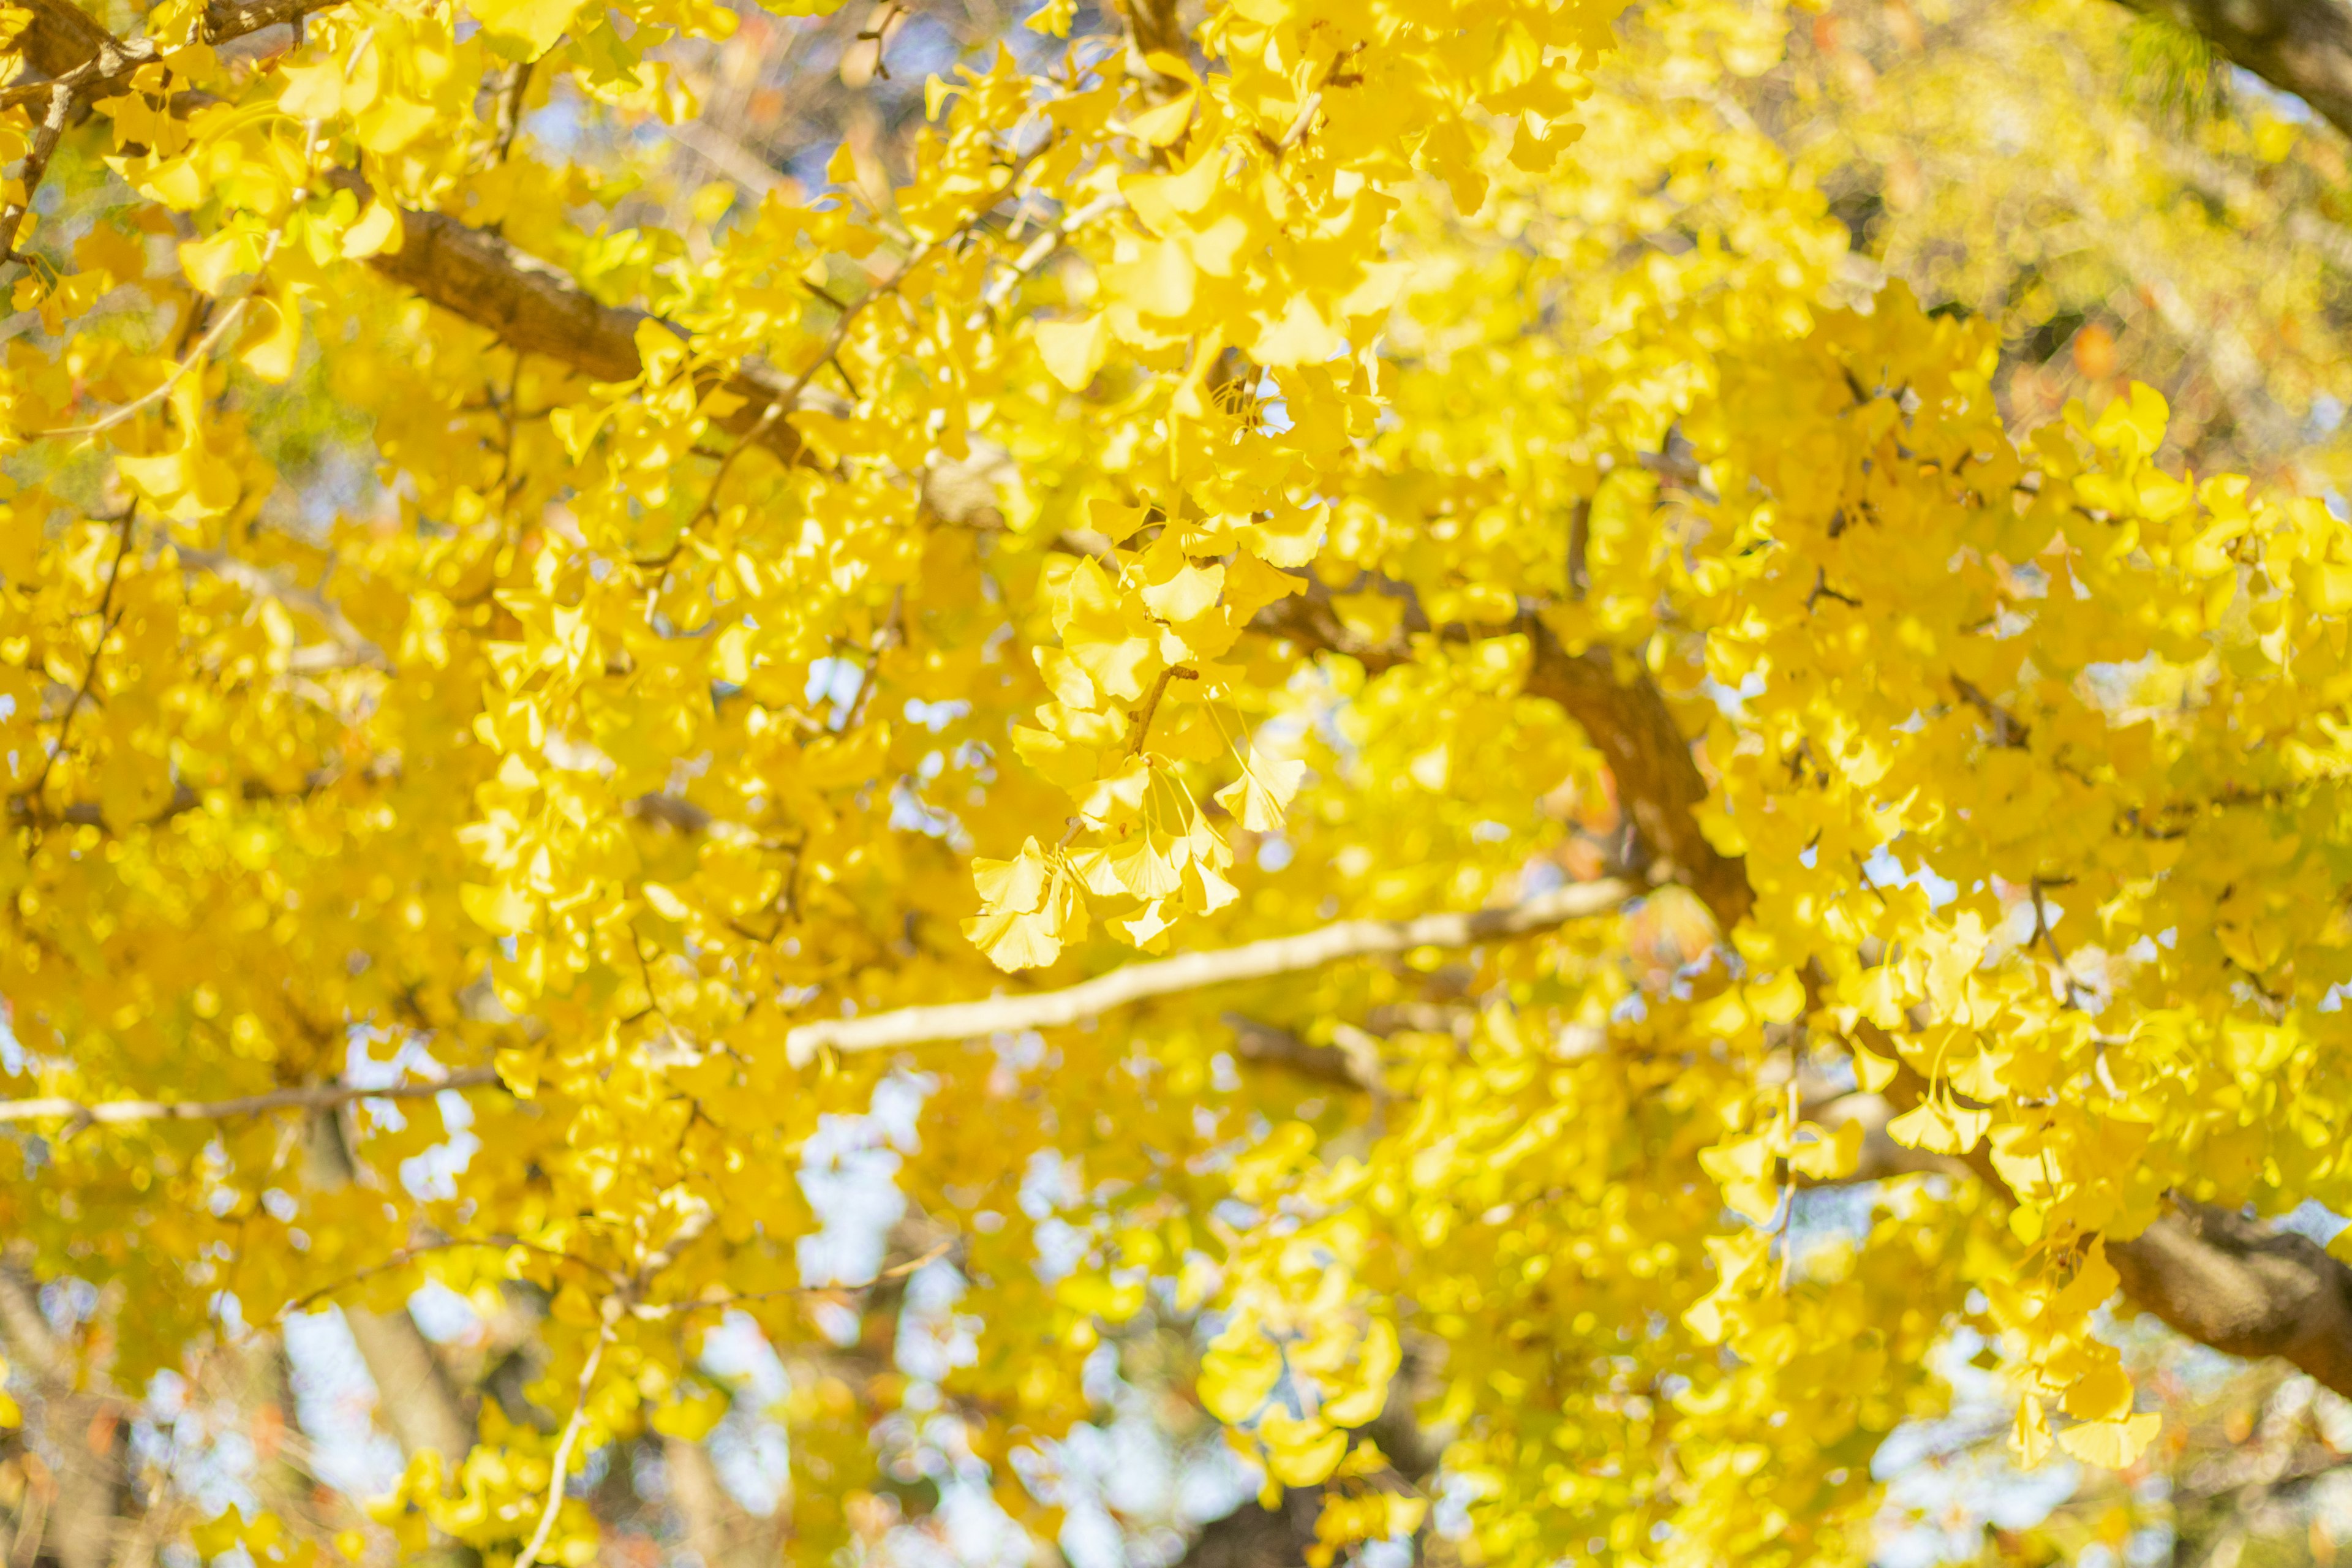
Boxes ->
[9,0,2352,1560]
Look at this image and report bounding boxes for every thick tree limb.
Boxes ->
[0,1068,497,1125]
[1224,1013,1378,1088]
[0,1265,125,1568]
[2109,1200,2352,1398]
[783,877,1634,1061]
[1253,582,1750,927]
[2114,0,2352,140]
[1865,1031,2352,1398]
[662,1436,780,1568]
[9,0,828,462]
[325,181,831,464]
[303,1114,482,1467]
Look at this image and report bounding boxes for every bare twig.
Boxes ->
[24,505,135,802]
[982,190,1125,312]
[493,61,532,162]
[0,81,76,273]
[278,1231,619,1317]
[785,877,1635,1061]
[512,1314,612,1568]
[0,1068,500,1126]
[36,232,287,439]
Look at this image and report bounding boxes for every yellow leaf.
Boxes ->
[2056,1412,2159,1469]
[1885,1098,1990,1155]
[1103,238,1196,320]
[963,904,1062,971]
[2062,1362,2135,1423]
[2013,1395,2051,1468]
[1124,89,1196,147]
[973,837,1050,914]
[1036,313,1110,391]
[649,1389,728,1440]
[276,59,347,119]
[1199,1336,1281,1423]
[1214,748,1304,832]
[1747,968,1806,1025]
[235,285,301,383]
[470,0,590,61]
[634,318,689,384]
[341,200,402,259]
[1022,0,1074,36]
[461,883,537,935]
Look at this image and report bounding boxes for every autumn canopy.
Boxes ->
[4,0,2352,1560]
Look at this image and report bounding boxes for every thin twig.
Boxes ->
[179,546,391,671]
[981,190,1125,313]
[277,1230,618,1318]
[512,1314,613,1568]
[633,1238,957,1320]
[0,1067,500,1126]
[24,505,136,802]
[35,230,285,439]
[835,588,904,732]
[493,61,532,162]
[1123,663,1197,753]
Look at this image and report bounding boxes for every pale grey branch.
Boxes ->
[785,878,1635,1062]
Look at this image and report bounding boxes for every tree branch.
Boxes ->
[9,0,830,464]
[0,1068,498,1126]
[0,1264,127,1568]
[2113,0,2352,139]
[784,878,1635,1061]
[2109,1200,2352,1399]
[1252,579,1751,927]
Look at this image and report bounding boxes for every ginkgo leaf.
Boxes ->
[2013,1395,2052,1468]
[1198,1338,1281,1424]
[2056,1412,2160,1469]
[1115,899,1177,949]
[461,883,537,935]
[1123,89,1196,147]
[1215,750,1305,832]
[341,201,402,258]
[1885,1098,1991,1155]
[235,287,301,383]
[962,903,1063,971]
[1036,313,1110,390]
[647,1389,728,1441]
[2062,1363,2135,1423]
[972,837,1050,914]
[470,0,589,60]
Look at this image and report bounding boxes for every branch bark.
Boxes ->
[783,877,1634,1061]
[1251,582,1750,927]
[2113,0,2352,140]
[662,1436,779,1568]
[10,0,832,464]
[2109,1200,2352,1399]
